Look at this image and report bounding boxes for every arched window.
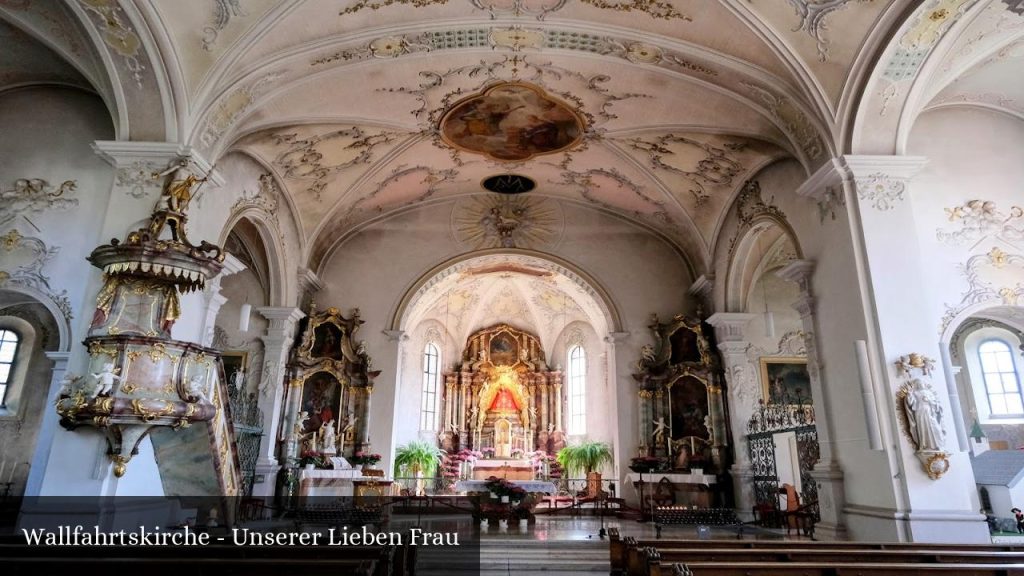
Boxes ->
[0,329,19,407]
[567,345,586,435]
[421,343,441,431]
[979,339,1023,416]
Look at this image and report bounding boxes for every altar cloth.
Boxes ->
[454,480,557,494]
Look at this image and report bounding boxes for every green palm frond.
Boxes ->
[393,440,445,477]
[556,441,613,477]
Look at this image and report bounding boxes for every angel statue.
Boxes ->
[184,374,209,403]
[58,373,82,397]
[637,344,657,372]
[651,417,668,447]
[904,379,945,452]
[321,419,337,454]
[90,362,122,398]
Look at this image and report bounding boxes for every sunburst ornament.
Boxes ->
[453,195,562,250]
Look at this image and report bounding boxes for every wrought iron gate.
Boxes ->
[228,381,264,497]
[746,404,820,522]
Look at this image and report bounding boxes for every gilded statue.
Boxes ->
[153,159,208,214]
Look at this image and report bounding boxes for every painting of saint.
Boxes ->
[440,82,584,161]
[311,323,343,360]
[760,358,812,405]
[301,372,342,434]
[489,333,518,366]
[670,377,710,440]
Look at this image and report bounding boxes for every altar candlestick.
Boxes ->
[0,460,5,482]
[7,462,15,483]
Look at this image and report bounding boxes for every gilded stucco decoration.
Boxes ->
[881,0,977,82]
[340,0,450,16]
[0,228,73,323]
[268,126,404,201]
[741,81,824,160]
[937,200,1024,248]
[231,172,287,247]
[854,172,906,211]
[893,354,950,480]
[624,134,744,205]
[311,34,433,65]
[200,73,282,149]
[577,0,691,20]
[202,0,245,51]
[0,178,78,227]
[940,246,1024,333]
[785,0,874,62]
[76,0,145,87]
[472,0,567,20]
[453,195,562,250]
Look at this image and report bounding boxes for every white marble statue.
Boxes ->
[58,373,82,397]
[321,419,337,454]
[652,417,668,446]
[90,362,122,398]
[904,379,945,452]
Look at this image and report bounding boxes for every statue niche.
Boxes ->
[438,324,565,466]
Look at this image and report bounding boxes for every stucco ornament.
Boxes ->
[894,354,950,480]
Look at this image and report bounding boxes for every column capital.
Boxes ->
[706,313,756,342]
[257,306,305,333]
[297,266,323,293]
[221,253,248,276]
[92,141,223,186]
[776,259,815,287]
[44,351,71,364]
[838,155,928,212]
[604,331,630,344]
[716,340,752,356]
[688,275,713,300]
[383,329,407,342]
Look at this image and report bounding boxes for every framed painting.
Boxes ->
[760,357,812,406]
[221,351,248,390]
[300,371,343,434]
[669,376,710,440]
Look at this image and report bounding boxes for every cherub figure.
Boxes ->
[58,373,82,397]
[90,362,122,398]
[184,374,208,403]
[652,417,668,446]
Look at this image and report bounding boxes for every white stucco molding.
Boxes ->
[383,329,408,343]
[92,141,225,187]
[795,158,844,201]
[256,306,305,335]
[706,312,756,343]
[836,155,929,212]
[297,266,324,295]
[604,331,630,344]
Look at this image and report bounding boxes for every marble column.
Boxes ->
[707,313,758,520]
[198,254,246,347]
[775,261,847,540]
[251,306,304,497]
[24,352,70,497]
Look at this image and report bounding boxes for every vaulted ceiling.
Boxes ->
[4,0,1024,275]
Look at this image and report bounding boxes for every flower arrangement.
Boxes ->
[510,448,525,459]
[442,452,461,478]
[483,476,527,501]
[300,450,329,469]
[456,448,483,463]
[350,451,382,466]
[482,447,496,459]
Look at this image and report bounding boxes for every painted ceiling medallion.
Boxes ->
[482,174,536,194]
[439,82,585,162]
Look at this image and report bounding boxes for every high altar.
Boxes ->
[438,324,566,475]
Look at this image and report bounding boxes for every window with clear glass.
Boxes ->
[568,345,586,434]
[421,343,440,431]
[979,339,1024,416]
[0,330,19,407]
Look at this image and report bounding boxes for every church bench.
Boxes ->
[0,556,380,576]
[661,562,1024,576]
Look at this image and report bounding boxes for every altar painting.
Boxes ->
[669,376,710,440]
[489,332,518,366]
[310,322,344,360]
[300,371,343,433]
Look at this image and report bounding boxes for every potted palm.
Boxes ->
[394,440,445,495]
[556,441,613,498]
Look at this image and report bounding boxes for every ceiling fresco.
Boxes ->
[8,1,1023,274]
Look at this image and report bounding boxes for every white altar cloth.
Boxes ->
[455,480,557,494]
[299,467,370,497]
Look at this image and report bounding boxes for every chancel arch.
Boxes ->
[393,251,617,476]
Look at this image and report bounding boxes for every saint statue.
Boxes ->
[153,159,207,214]
[904,379,945,452]
[321,419,337,454]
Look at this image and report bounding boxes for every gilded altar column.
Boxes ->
[557,373,565,430]
[540,380,550,433]
[254,306,304,496]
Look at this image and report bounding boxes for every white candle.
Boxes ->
[0,460,5,482]
[7,462,14,483]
